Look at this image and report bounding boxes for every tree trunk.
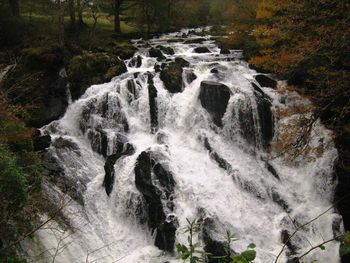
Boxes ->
[68,0,76,27]
[57,0,65,47]
[77,0,84,25]
[8,0,20,17]
[114,0,122,33]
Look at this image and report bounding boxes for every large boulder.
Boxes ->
[107,40,137,60]
[68,52,127,100]
[194,46,211,53]
[160,58,190,93]
[149,47,165,60]
[199,81,231,127]
[134,150,178,252]
[156,45,175,55]
[255,74,277,89]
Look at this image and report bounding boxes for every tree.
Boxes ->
[8,0,19,17]
[68,0,76,27]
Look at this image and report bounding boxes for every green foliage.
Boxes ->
[177,219,207,263]
[338,232,350,257]
[6,256,28,263]
[177,220,257,263]
[0,145,28,212]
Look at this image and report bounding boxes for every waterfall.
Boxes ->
[22,28,342,263]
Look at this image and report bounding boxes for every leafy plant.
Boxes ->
[176,219,207,263]
[214,231,256,263]
[338,232,350,257]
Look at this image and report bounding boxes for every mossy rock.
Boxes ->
[160,58,189,93]
[21,46,64,71]
[107,41,137,60]
[67,51,127,100]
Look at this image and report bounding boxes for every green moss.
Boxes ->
[67,51,127,100]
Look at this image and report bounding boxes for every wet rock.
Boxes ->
[255,74,277,89]
[254,91,274,149]
[53,137,80,152]
[156,130,168,145]
[149,47,165,60]
[199,81,231,127]
[194,46,211,53]
[156,45,175,55]
[210,68,219,74]
[201,216,231,263]
[33,132,51,151]
[235,95,256,146]
[220,48,230,54]
[184,69,197,84]
[103,139,135,196]
[148,74,158,132]
[166,38,184,43]
[281,230,299,261]
[272,189,291,212]
[160,58,189,93]
[184,38,206,44]
[127,79,138,102]
[204,138,232,172]
[128,55,142,68]
[264,160,280,180]
[154,64,161,73]
[134,150,178,252]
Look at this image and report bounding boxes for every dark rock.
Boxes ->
[204,138,232,172]
[194,46,211,53]
[220,48,230,54]
[272,189,290,212]
[148,74,158,133]
[156,45,175,55]
[235,95,256,146]
[127,79,138,102]
[281,230,299,261]
[160,58,190,93]
[201,216,231,263]
[264,160,280,180]
[251,82,265,97]
[255,91,274,149]
[103,140,135,196]
[52,137,80,152]
[33,133,51,151]
[149,47,165,60]
[199,81,231,127]
[184,38,206,44]
[175,57,190,67]
[255,74,277,89]
[154,64,161,73]
[167,38,184,43]
[184,69,197,84]
[210,68,219,74]
[128,55,142,68]
[134,150,178,252]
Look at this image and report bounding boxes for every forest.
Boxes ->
[0,0,349,262]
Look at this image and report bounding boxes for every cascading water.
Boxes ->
[22,28,343,263]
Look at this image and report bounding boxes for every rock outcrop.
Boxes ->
[199,81,231,127]
[160,58,190,93]
[134,150,178,252]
